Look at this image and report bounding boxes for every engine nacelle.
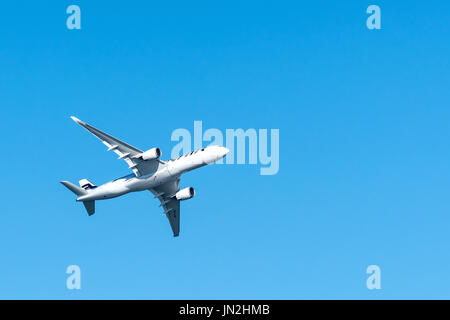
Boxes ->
[140,148,161,161]
[175,187,195,201]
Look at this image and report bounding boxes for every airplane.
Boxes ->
[61,116,229,237]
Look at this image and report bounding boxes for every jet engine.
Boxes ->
[175,187,195,200]
[140,148,162,160]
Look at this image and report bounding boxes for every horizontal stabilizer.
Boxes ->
[60,181,87,196]
[83,201,95,216]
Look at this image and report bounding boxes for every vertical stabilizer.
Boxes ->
[79,179,97,190]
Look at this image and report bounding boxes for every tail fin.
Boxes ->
[60,181,95,216]
[79,179,97,190]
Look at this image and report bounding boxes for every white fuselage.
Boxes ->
[77,146,228,202]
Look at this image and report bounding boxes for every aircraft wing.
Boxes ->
[149,179,181,237]
[71,116,161,176]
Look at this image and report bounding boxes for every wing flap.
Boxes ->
[163,199,180,237]
[149,179,181,237]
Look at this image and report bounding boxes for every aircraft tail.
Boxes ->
[61,181,87,196]
[82,200,95,216]
[79,179,97,190]
[60,181,95,216]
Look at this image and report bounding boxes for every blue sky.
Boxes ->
[1,1,450,299]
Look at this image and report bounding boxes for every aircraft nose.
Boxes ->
[219,147,230,158]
